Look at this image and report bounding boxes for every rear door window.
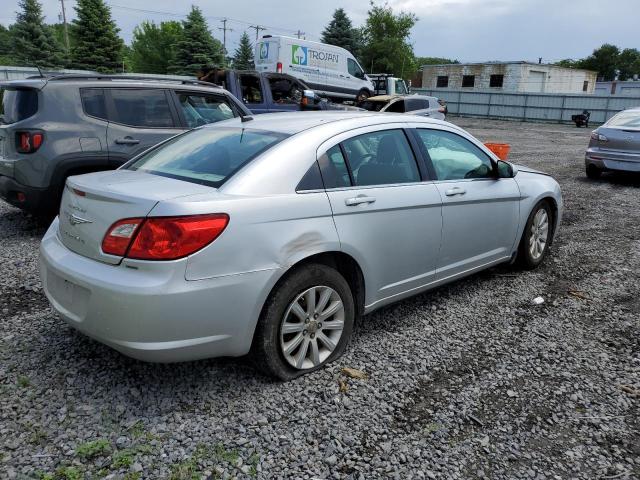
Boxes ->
[80,88,108,120]
[126,127,288,187]
[318,145,351,189]
[108,89,175,128]
[342,129,420,186]
[176,92,236,128]
[0,88,38,124]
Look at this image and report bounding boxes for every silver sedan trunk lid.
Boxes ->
[58,170,214,264]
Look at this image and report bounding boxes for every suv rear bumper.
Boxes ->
[0,174,48,211]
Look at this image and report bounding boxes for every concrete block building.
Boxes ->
[422,62,597,94]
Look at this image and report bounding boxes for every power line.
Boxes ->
[295,29,305,39]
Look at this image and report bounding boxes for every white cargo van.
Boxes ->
[255,35,374,102]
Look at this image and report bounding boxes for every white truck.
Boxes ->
[368,74,410,96]
[255,35,374,102]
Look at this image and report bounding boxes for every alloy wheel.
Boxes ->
[529,208,549,260]
[280,286,345,370]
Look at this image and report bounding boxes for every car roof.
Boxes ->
[209,111,452,135]
[0,75,224,93]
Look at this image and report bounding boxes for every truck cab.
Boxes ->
[369,74,410,96]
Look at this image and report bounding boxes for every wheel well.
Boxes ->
[272,252,366,318]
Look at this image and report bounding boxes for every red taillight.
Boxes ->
[102,214,229,260]
[276,62,283,73]
[16,131,44,153]
[102,218,144,256]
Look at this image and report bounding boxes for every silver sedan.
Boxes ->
[40,112,563,379]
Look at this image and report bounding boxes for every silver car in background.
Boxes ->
[585,107,640,178]
[40,112,562,379]
[360,94,446,120]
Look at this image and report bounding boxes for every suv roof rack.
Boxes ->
[44,74,220,88]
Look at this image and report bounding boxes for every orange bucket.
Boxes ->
[484,143,511,160]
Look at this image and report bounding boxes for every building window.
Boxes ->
[583,80,589,92]
[436,76,449,88]
[462,75,475,88]
[490,74,504,88]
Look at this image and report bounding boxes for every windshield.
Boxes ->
[395,80,409,95]
[606,110,640,129]
[126,127,289,187]
[0,88,38,124]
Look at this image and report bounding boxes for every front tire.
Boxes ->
[517,201,553,270]
[252,264,355,380]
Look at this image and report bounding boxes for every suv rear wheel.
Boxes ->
[253,264,355,380]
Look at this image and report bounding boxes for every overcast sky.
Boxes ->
[2,0,638,63]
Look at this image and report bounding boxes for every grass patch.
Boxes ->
[17,375,30,388]
[76,438,111,459]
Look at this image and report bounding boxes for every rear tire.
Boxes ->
[252,264,355,380]
[516,201,553,270]
[586,164,602,179]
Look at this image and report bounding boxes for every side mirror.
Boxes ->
[497,160,514,178]
[301,89,321,110]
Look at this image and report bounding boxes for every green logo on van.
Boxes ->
[291,45,307,65]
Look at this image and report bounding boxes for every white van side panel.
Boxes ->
[254,36,373,100]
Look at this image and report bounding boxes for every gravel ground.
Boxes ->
[0,117,638,480]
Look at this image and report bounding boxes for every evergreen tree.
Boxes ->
[321,8,361,57]
[128,21,183,74]
[70,0,123,73]
[232,32,254,70]
[11,0,65,68]
[169,6,224,75]
[0,24,14,65]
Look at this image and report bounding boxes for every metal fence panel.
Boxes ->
[414,88,640,124]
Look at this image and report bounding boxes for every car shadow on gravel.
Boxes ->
[578,172,640,187]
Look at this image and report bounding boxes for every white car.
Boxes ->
[254,35,374,102]
[360,94,447,120]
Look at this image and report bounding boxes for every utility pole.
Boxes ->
[219,19,233,66]
[59,0,70,52]
[249,25,266,41]
[295,30,305,39]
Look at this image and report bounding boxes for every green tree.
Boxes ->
[578,44,620,81]
[0,24,14,64]
[359,2,417,77]
[11,0,65,68]
[169,6,224,75]
[321,8,361,57]
[70,0,124,73]
[127,20,182,74]
[232,32,254,70]
[49,23,71,53]
[415,56,459,66]
[617,48,640,81]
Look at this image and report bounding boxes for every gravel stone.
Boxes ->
[0,118,638,479]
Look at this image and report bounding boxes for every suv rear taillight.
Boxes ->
[16,130,44,153]
[102,214,229,260]
[276,62,283,73]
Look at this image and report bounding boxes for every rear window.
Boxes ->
[606,110,640,129]
[0,88,38,124]
[126,127,288,187]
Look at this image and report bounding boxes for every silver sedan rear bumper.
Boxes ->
[39,218,279,362]
[585,147,640,173]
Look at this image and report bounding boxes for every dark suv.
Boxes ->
[0,74,251,214]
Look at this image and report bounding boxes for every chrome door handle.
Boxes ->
[444,187,466,196]
[115,136,140,145]
[345,195,376,206]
